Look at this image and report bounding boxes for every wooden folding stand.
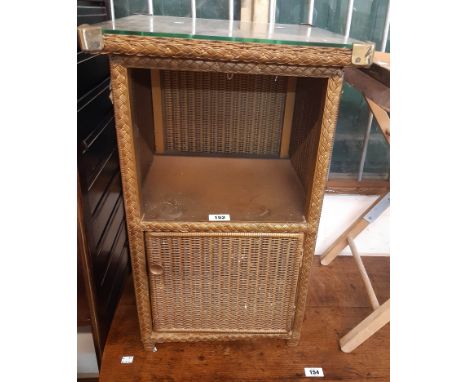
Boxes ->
[321,52,390,353]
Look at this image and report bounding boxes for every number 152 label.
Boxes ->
[209,214,231,221]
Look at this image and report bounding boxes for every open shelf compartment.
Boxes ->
[127,68,328,224]
[141,155,305,222]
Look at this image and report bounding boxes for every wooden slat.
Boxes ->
[320,193,388,266]
[373,52,390,71]
[80,117,117,189]
[77,79,113,141]
[93,197,125,276]
[78,176,103,364]
[347,236,380,310]
[340,299,390,353]
[90,172,121,249]
[240,0,253,22]
[361,52,390,88]
[151,69,165,153]
[280,77,297,158]
[344,67,390,112]
[366,97,390,144]
[253,0,269,23]
[77,257,91,326]
[98,221,127,293]
[326,179,389,195]
[320,219,369,265]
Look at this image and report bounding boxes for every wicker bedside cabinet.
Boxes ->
[78,15,374,350]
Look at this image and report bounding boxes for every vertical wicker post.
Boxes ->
[110,62,154,350]
[288,74,343,345]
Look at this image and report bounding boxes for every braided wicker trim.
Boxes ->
[306,75,344,230]
[141,221,309,233]
[289,74,344,342]
[103,34,352,67]
[112,55,343,78]
[110,61,153,349]
[152,331,291,343]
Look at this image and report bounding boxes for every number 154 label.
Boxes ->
[304,367,324,377]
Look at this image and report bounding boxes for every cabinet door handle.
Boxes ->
[149,264,164,275]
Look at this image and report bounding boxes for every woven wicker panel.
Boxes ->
[160,70,287,157]
[146,232,303,334]
[290,77,328,189]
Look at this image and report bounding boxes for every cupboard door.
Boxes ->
[145,232,303,334]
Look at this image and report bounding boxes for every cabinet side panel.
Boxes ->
[289,77,328,189]
[110,61,154,350]
[289,73,344,344]
[128,68,155,182]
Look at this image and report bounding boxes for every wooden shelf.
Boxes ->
[141,155,306,223]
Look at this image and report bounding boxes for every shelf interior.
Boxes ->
[141,155,306,223]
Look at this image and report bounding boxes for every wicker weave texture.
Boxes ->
[146,232,303,334]
[151,331,291,343]
[112,55,343,78]
[160,70,286,157]
[103,35,353,67]
[141,221,308,233]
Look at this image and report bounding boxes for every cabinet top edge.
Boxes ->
[78,15,374,67]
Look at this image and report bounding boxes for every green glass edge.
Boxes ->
[101,29,353,49]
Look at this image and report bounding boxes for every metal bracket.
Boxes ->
[77,24,103,52]
[363,192,390,223]
[351,43,375,67]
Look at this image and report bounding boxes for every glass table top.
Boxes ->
[96,15,361,49]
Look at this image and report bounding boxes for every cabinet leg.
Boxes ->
[143,340,155,352]
[287,338,300,347]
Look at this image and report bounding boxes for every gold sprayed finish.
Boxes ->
[108,30,345,347]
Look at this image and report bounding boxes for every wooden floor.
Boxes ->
[100,256,389,382]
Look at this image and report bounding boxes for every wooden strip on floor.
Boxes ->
[100,256,390,381]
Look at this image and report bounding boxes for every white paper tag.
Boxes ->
[121,356,134,364]
[209,214,230,221]
[304,367,324,377]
